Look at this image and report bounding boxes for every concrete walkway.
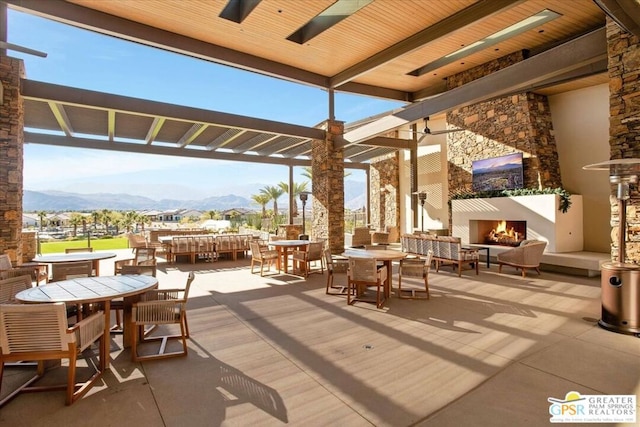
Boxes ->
[1,249,638,426]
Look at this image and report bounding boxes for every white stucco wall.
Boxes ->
[548,84,611,252]
[400,115,450,235]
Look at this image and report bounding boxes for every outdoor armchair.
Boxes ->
[497,240,547,277]
[347,257,388,309]
[0,275,32,304]
[131,272,195,362]
[0,254,48,285]
[292,242,325,278]
[249,241,278,276]
[114,247,157,275]
[0,303,105,407]
[397,251,433,299]
[324,248,350,295]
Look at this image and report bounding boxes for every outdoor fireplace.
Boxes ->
[472,220,526,246]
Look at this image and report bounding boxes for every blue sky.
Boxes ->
[7,9,405,201]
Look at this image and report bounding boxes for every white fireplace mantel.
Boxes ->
[451,194,583,253]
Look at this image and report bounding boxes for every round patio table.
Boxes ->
[342,248,408,297]
[15,274,158,370]
[33,252,117,277]
[269,240,310,274]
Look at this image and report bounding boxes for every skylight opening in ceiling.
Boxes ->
[408,9,562,77]
[219,0,261,24]
[287,0,373,44]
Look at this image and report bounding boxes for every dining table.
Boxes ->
[342,248,408,298]
[268,240,310,274]
[15,274,158,370]
[32,251,117,277]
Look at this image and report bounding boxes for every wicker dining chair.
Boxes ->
[347,257,388,309]
[131,272,195,362]
[324,248,350,295]
[0,303,105,407]
[249,241,278,276]
[397,251,433,299]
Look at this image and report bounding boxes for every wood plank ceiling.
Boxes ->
[6,0,612,165]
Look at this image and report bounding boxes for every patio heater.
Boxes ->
[298,192,310,240]
[412,191,428,232]
[584,158,640,336]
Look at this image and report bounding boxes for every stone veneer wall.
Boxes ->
[370,152,400,240]
[311,120,345,253]
[0,56,24,265]
[445,51,562,196]
[606,18,640,262]
[21,231,37,264]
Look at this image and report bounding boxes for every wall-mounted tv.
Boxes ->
[472,152,524,192]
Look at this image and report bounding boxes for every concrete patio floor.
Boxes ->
[1,248,639,426]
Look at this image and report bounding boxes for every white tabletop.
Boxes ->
[33,252,117,263]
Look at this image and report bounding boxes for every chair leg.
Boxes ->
[66,349,77,405]
[183,314,190,338]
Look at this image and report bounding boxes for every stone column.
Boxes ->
[311,120,345,253]
[370,152,400,235]
[0,56,25,264]
[606,18,640,262]
[446,51,562,220]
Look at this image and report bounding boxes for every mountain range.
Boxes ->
[24,180,366,212]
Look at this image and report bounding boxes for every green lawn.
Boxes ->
[40,237,129,254]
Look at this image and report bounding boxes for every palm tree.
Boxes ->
[260,185,284,219]
[279,181,309,216]
[251,194,271,218]
[101,209,113,235]
[136,213,151,232]
[37,211,47,231]
[69,213,84,237]
[91,210,100,230]
[123,211,137,232]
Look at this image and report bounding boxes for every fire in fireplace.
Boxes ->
[485,220,526,246]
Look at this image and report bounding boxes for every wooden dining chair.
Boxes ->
[397,251,432,299]
[0,303,105,407]
[347,257,388,309]
[0,254,48,285]
[51,261,94,321]
[249,241,278,276]
[65,247,94,253]
[131,272,195,362]
[324,249,350,295]
[114,247,157,275]
[0,275,32,304]
[112,264,158,333]
[51,261,94,281]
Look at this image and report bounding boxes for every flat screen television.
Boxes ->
[472,152,524,192]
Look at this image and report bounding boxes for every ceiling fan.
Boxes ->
[399,117,465,144]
